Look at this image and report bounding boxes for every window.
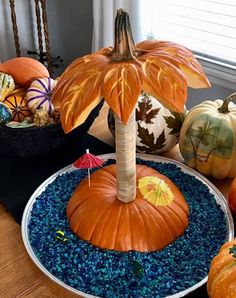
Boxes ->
[140,0,236,89]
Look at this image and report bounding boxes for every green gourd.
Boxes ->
[0,72,15,101]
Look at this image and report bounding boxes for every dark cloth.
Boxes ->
[0,134,114,223]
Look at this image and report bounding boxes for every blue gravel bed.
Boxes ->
[28,158,228,298]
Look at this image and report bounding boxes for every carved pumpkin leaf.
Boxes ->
[137,40,211,89]
[141,57,187,113]
[102,63,142,124]
[59,72,103,133]
[52,54,109,112]
[163,111,186,135]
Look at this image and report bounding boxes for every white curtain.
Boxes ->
[92,0,142,52]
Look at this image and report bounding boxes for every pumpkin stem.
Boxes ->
[112,9,137,61]
[218,92,236,114]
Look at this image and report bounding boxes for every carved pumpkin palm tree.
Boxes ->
[52,9,210,252]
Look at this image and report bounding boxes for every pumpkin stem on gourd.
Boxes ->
[112,9,137,61]
[218,92,236,114]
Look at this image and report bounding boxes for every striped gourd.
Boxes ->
[0,72,15,101]
[26,77,56,116]
[3,87,32,122]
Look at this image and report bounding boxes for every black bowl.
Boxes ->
[0,100,104,158]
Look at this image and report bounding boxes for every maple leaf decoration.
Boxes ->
[137,124,166,153]
[52,9,210,133]
[164,110,186,136]
[136,93,160,124]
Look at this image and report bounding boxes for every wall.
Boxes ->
[0,0,234,103]
[0,0,93,72]
[188,83,234,109]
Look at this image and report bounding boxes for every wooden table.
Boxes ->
[0,104,233,297]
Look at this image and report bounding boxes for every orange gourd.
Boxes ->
[3,87,32,122]
[0,57,49,88]
[207,239,236,298]
[67,164,189,252]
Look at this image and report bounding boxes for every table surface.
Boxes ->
[0,103,233,298]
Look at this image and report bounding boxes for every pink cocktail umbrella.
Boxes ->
[73,149,104,186]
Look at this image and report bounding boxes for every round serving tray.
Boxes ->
[21,153,234,298]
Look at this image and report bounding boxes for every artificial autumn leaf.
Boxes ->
[163,111,186,135]
[137,123,166,153]
[136,94,160,124]
[52,10,210,133]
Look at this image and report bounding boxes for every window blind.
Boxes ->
[140,0,236,88]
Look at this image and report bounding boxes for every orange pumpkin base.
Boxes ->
[67,164,189,252]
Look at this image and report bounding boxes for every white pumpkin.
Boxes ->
[108,93,186,154]
[26,77,57,116]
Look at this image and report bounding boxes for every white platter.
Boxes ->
[21,153,234,298]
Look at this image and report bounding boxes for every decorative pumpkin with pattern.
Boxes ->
[3,88,32,122]
[0,57,49,88]
[26,77,56,116]
[0,102,12,125]
[0,72,15,101]
[179,92,236,179]
[108,93,186,154]
[53,9,209,252]
[207,238,236,298]
[67,164,189,252]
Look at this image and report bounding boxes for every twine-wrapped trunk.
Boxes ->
[115,111,136,202]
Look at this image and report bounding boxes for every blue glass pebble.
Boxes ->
[28,158,228,298]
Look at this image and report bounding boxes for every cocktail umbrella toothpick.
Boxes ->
[73,149,104,187]
[138,176,174,207]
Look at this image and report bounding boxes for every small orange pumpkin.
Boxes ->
[67,164,189,252]
[0,57,49,88]
[3,88,32,122]
[207,238,236,298]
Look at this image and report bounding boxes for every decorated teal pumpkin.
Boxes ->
[108,93,186,154]
[179,92,236,179]
[0,102,12,125]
